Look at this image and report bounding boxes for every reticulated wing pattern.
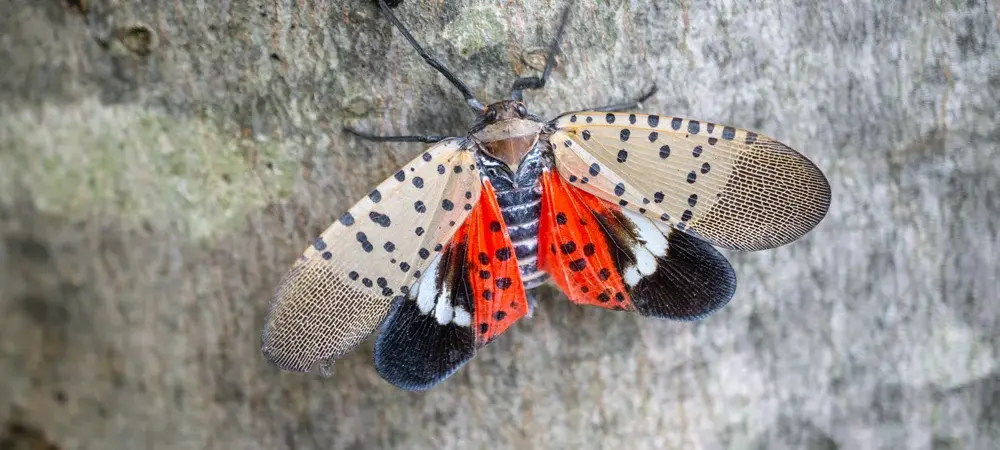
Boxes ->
[551,112,831,251]
[261,138,482,374]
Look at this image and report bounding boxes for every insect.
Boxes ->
[261,0,831,390]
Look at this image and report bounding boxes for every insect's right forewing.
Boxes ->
[551,112,831,251]
[261,138,483,374]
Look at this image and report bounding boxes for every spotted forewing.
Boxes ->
[261,138,481,374]
[551,112,830,252]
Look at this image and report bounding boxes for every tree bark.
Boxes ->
[1,0,998,448]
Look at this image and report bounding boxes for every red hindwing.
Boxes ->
[450,180,528,345]
[537,170,636,311]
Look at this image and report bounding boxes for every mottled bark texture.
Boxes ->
[1,0,999,449]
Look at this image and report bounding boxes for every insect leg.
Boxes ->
[525,290,538,318]
[577,85,658,112]
[344,127,453,144]
[509,0,576,102]
[376,0,485,115]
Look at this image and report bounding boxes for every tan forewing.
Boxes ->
[261,138,483,373]
[551,112,831,251]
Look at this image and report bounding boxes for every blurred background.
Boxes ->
[1,0,998,448]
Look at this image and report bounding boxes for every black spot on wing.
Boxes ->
[722,126,736,140]
[370,211,391,227]
[688,121,700,134]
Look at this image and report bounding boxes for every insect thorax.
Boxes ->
[477,139,552,290]
[472,101,544,172]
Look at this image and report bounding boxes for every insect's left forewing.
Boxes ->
[551,112,831,251]
[261,138,482,374]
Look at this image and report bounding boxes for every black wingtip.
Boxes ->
[373,297,476,391]
[630,230,737,321]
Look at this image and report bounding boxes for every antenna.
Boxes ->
[509,0,576,102]
[376,0,486,115]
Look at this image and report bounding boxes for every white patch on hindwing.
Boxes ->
[434,291,454,325]
[623,209,668,257]
[452,305,472,326]
[620,209,670,287]
[623,266,641,287]
[411,252,469,327]
[415,254,441,314]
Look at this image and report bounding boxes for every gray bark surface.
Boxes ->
[1,0,998,449]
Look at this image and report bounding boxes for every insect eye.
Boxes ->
[515,103,528,117]
[484,108,498,123]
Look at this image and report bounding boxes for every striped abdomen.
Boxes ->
[495,185,548,289]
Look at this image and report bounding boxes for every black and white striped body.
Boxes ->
[477,144,551,289]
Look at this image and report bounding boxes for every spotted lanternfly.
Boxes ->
[261,0,832,390]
